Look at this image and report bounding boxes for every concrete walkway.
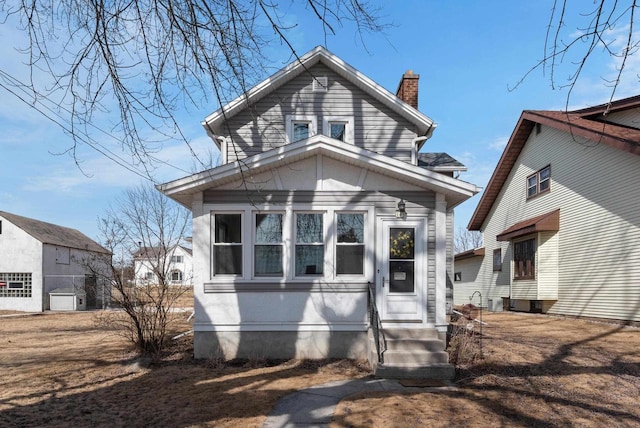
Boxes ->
[263,378,455,428]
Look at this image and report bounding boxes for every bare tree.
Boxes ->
[94,183,191,360]
[515,1,639,109]
[454,227,483,254]
[0,1,385,178]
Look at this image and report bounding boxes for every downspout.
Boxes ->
[411,135,428,166]
[215,136,227,165]
[411,122,434,165]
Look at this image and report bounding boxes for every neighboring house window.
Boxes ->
[171,270,183,281]
[513,238,535,280]
[286,115,317,143]
[144,272,154,280]
[295,213,324,276]
[254,213,284,277]
[527,165,551,198]
[322,116,354,143]
[493,249,502,271]
[0,220,2,234]
[335,213,365,275]
[171,255,183,263]
[454,272,462,282]
[213,213,243,275]
[7,281,24,290]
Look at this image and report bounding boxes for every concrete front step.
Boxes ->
[383,349,450,365]
[374,363,455,380]
[367,327,455,380]
[385,338,446,352]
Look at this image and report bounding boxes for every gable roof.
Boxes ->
[158,135,478,208]
[0,211,110,254]
[418,153,467,173]
[202,46,436,150]
[468,95,640,230]
[133,245,193,259]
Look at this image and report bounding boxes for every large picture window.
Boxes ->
[513,238,535,280]
[254,213,284,276]
[336,213,364,275]
[295,213,324,276]
[213,213,243,275]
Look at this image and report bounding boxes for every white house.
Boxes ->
[0,211,112,312]
[452,248,487,308]
[158,47,478,377]
[133,244,193,286]
[465,95,640,321]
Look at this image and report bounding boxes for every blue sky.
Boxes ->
[1,1,638,243]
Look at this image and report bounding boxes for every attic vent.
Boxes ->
[313,76,328,92]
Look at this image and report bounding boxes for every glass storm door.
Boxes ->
[378,218,424,321]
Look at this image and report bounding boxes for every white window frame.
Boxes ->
[285,115,317,144]
[334,211,366,277]
[212,212,244,277]
[171,269,183,281]
[171,255,183,263]
[294,211,327,278]
[253,211,285,278]
[322,116,354,144]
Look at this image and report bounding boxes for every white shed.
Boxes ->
[49,288,87,311]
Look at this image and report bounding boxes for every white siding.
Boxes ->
[477,122,640,322]
[537,231,558,300]
[223,64,419,163]
[453,255,484,307]
[605,107,640,128]
[0,218,43,311]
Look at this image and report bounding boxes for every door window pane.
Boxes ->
[389,228,414,259]
[389,227,415,293]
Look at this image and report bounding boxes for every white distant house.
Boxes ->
[0,211,112,312]
[158,46,478,378]
[461,95,640,321]
[133,244,193,286]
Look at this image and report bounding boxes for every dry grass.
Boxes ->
[332,312,640,427]
[0,310,368,427]
[1,310,639,427]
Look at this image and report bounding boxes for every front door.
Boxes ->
[377,218,425,322]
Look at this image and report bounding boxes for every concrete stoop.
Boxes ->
[368,328,455,380]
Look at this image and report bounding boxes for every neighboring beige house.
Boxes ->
[0,211,112,312]
[133,244,193,286]
[158,46,478,378]
[466,95,640,320]
[452,248,486,308]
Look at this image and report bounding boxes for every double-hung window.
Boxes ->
[513,238,535,280]
[527,165,551,198]
[171,255,183,263]
[335,213,365,275]
[213,213,243,275]
[295,213,324,276]
[254,213,284,276]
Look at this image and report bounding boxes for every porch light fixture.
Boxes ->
[395,199,406,218]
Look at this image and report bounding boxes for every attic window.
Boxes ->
[285,115,317,143]
[322,116,354,143]
[312,76,328,92]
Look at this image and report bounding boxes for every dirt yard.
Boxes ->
[0,310,639,427]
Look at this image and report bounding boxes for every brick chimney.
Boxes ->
[395,70,419,109]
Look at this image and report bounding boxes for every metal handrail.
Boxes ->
[367,281,386,364]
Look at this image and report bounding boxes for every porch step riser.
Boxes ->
[384,339,445,352]
[374,364,455,380]
[383,328,439,340]
[383,350,450,365]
